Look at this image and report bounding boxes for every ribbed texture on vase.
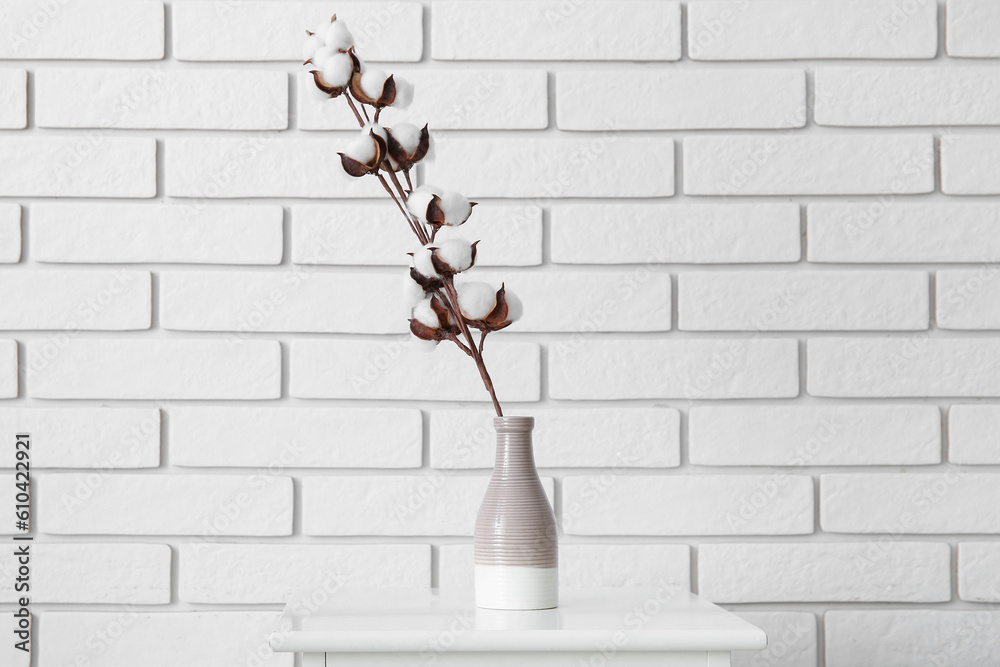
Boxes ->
[475,416,558,568]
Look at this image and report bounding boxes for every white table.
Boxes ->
[270,587,766,666]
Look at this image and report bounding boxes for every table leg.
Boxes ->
[303,653,324,667]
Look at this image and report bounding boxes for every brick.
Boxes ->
[299,70,547,130]
[0,138,156,198]
[438,543,690,589]
[290,340,540,402]
[937,268,1000,329]
[173,1,422,62]
[699,542,950,603]
[684,134,934,195]
[826,611,1000,667]
[27,340,280,400]
[0,0,163,60]
[948,0,1000,57]
[171,407,421,468]
[474,269,671,332]
[424,137,674,198]
[160,270,406,334]
[0,543,169,604]
[688,0,936,60]
[0,340,16,398]
[678,270,929,331]
[429,408,680,469]
[31,203,283,264]
[0,269,150,330]
[0,408,159,468]
[0,70,25,128]
[303,475,553,535]
[817,67,1000,126]
[432,1,680,61]
[808,202,1000,263]
[821,472,1000,533]
[36,68,287,130]
[732,612,816,667]
[292,204,542,267]
[562,474,814,535]
[40,612,288,667]
[0,204,20,263]
[949,405,1000,464]
[808,338,1000,397]
[690,405,941,466]
[551,203,801,264]
[558,69,805,130]
[942,134,1000,194]
[166,137,384,198]
[958,542,1000,601]
[178,544,430,603]
[549,338,798,400]
[38,473,292,536]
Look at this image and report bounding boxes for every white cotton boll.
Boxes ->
[302,34,324,61]
[391,77,414,109]
[504,289,523,322]
[391,122,422,154]
[320,52,353,88]
[314,21,330,38]
[403,272,424,308]
[360,69,389,100]
[434,238,473,273]
[324,21,354,51]
[311,45,336,68]
[457,281,497,321]
[411,245,438,278]
[412,298,441,329]
[406,186,440,221]
[439,191,473,226]
[344,134,376,164]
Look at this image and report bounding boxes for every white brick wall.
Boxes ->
[3,1,1000,665]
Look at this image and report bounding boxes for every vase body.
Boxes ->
[474,416,558,610]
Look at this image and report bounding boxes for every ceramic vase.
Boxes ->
[474,416,558,610]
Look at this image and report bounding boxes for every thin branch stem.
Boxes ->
[387,168,408,202]
[377,174,426,244]
[361,103,370,123]
[478,330,488,356]
[403,169,413,191]
[374,107,382,122]
[441,276,503,417]
[344,95,365,127]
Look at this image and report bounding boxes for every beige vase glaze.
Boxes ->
[474,416,558,610]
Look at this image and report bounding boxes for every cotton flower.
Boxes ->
[323,20,354,51]
[385,123,430,171]
[456,282,522,331]
[413,297,443,329]
[350,67,399,108]
[406,185,476,228]
[409,295,453,342]
[339,125,387,177]
[409,245,439,281]
[430,238,478,275]
[304,15,359,97]
[403,271,425,308]
[456,281,497,321]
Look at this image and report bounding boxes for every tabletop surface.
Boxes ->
[270,587,767,653]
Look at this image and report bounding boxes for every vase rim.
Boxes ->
[494,415,534,429]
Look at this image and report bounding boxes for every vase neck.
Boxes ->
[493,416,537,477]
